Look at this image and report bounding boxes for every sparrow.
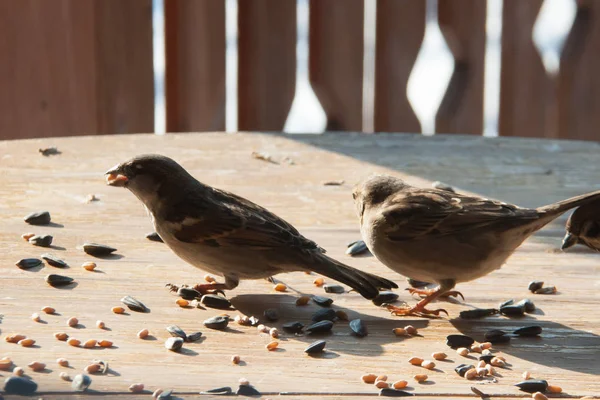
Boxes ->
[105,155,397,299]
[353,174,600,316]
[562,200,600,251]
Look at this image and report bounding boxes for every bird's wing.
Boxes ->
[381,189,539,241]
[170,188,321,252]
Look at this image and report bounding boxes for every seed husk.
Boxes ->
[432,352,447,360]
[306,320,334,334]
[165,337,184,352]
[202,386,233,395]
[273,283,287,292]
[513,325,542,337]
[446,334,475,348]
[24,211,51,225]
[413,374,428,383]
[455,364,474,377]
[15,258,43,270]
[324,284,345,294]
[200,294,232,310]
[18,338,35,347]
[41,306,55,314]
[177,287,201,300]
[82,262,97,271]
[372,291,400,306]
[528,281,544,292]
[304,340,327,354]
[500,305,525,317]
[121,296,149,312]
[346,240,369,256]
[54,332,68,341]
[459,308,498,319]
[408,357,424,366]
[312,295,333,307]
[295,296,310,306]
[516,298,536,312]
[379,387,413,397]
[204,315,229,330]
[28,361,46,372]
[166,325,187,340]
[41,253,68,268]
[534,286,557,294]
[13,366,24,376]
[282,321,304,334]
[432,181,455,192]
[129,383,144,393]
[146,232,163,242]
[266,341,279,351]
[46,274,74,287]
[187,331,204,343]
[57,358,69,367]
[236,385,261,396]
[484,329,510,343]
[72,374,92,392]
[29,234,53,247]
[312,308,337,322]
[263,308,279,322]
[349,319,368,338]
[82,242,117,256]
[515,379,548,393]
[68,338,81,347]
[4,376,38,395]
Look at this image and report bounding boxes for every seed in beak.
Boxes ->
[106,173,128,186]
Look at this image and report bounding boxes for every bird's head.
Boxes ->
[352,174,406,222]
[562,203,600,250]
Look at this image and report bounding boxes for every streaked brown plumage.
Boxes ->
[562,200,600,251]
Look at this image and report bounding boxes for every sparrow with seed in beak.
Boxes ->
[562,200,600,252]
[105,155,397,299]
[353,174,600,317]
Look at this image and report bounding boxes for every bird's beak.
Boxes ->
[105,164,128,187]
[561,232,577,250]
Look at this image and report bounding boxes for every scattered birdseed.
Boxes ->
[514,325,542,337]
[547,385,562,394]
[393,328,408,336]
[491,357,506,367]
[456,348,469,356]
[375,380,389,389]
[22,233,36,241]
[528,281,544,292]
[41,253,68,268]
[379,388,413,397]
[13,367,24,377]
[31,313,41,322]
[176,299,189,307]
[376,375,388,382]
[282,321,304,334]
[98,340,113,348]
[4,376,38,395]
[84,364,101,374]
[447,334,475,348]
[405,325,418,335]
[200,294,232,310]
[346,240,369,256]
[266,341,279,351]
[46,274,74,287]
[515,380,549,393]
[202,387,233,395]
[29,234,53,247]
[57,358,69,367]
[312,295,334,307]
[532,392,549,400]
[362,374,377,384]
[203,315,229,330]
[129,383,144,393]
[165,337,184,352]
[273,283,287,292]
[121,296,149,312]
[82,262,97,271]
[15,258,43,269]
[67,317,79,327]
[54,332,68,341]
[413,374,428,383]
[239,378,250,386]
[112,306,125,314]
[323,180,345,186]
[295,296,310,306]
[28,362,46,372]
[82,243,117,256]
[0,358,12,371]
[392,380,408,389]
[5,334,26,343]
[336,310,349,321]
[67,338,81,347]
[455,364,474,377]
[421,360,435,370]
[186,332,203,342]
[153,388,164,398]
[470,344,483,353]
[481,342,492,350]
[460,308,498,319]
[232,355,241,364]
[349,319,368,338]
[534,286,557,294]
[72,374,92,392]
[60,372,71,381]
[372,291,400,306]
[237,384,261,396]
[269,328,279,338]
[83,339,97,348]
[146,232,163,242]
[471,386,486,398]
[85,194,99,203]
[305,340,327,354]
[204,274,216,283]
[305,320,334,334]
[251,151,277,164]
[41,306,55,314]
[523,371,531,380]
[39,147,60,156]
[18,338,35,347]
[432,352,447,360]
[324,284,344,294]
[24,211,51,225]
[465,368,479,380]
[408,357,424,366]
[138,328,149,339]
[500,305,526,317]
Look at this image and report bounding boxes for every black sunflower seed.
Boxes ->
[166,325,187,340]
[82,243,117,256]
[263,308,279,322]
[41,253,68,268]
[121,296,149,312]
[500,305,525,317]
[514,379,548,393]
[312,295,333,307]
[346,240,369,256]
[146,232,163,242]
[186,332,203,342]
[349,319,368,337]
[200,294,232,310]
[248,316,260,326]
[306,320,334,334]
[4,376,38,395]
[311,308,337,322]
[282,321,304,334]
[407,278,430,288]
[528,281,544,293]
[479,355,494,363]
[24,211,51,225]
[498,299,514,308]
[71,374,92,392]
[45,274,74,287]
[236,385,261,397]
[203,315,229,330]
[446,334,475,348]
[534,286,557,294]
[484,329,511,344]
[459,308,498,319]
[165,337,184,352]
[516,298,536,313]
[29,235,53,247]
[372,291,399,306]
[157,389,173,399]
[379,388,414,397]
[177,287,201,300]
[15,258,43,269]
[304,340,326,354]
[455,364,474,377]
[323,284,345,294]
[513,325,542,337]
[202,386,233,395]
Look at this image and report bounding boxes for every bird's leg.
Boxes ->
[387,280,456,317]
[168,275,239,297]
[406,287,464,300]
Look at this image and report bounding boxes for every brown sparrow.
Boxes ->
[562,200,600,251]
[353,174,600,316]
[105,155,397,299]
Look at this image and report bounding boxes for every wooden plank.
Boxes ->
[0,0,154,140]
[0,132,599,396]
[309,0,364,131]
[238,0,296,131]
[435,0,486,135]
[557,0,600,141]
[165,0,226,132]
[499,0,555,138]
[374,0,425,133]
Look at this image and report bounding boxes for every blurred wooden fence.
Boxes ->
[1,0,599,140]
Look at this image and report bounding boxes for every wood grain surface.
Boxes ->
[1,132,599,399]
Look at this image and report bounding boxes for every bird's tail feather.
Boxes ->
[310,254,398,300]
[537,189,600,217]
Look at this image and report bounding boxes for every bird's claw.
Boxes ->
[406,288,464,301]
[192,283,227,297]
[385,304,448,318]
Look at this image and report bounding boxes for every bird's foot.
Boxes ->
[385,303,448,318]
[266,276,276,284]
[165,283,187,292]
[191,283,228,297]
[406,288,464,301]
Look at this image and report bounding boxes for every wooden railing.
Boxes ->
[1,0,599,141]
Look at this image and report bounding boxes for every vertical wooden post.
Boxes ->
[238,0,296,131]
[309,0,364,131]
[374,0,425,133]
[557,0,600,141]
[435,0,486,135]
[165,0,226,132]
[499,0,553,138]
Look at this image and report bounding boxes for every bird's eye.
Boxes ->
[135,164,144,170]
[352,192,357,200]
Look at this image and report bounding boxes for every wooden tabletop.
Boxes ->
[1,132,599,399]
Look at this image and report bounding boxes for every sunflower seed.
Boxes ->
[304,340,326,354]
[15,258,43,269]
[484,329,510,343]
[236,384,261,396]
[120,296,149,312]
[499,299,515,308]
[39,147,60,156]
[248,316,260,326]
[306,320,334,334]
[29,235,53,247]
[515,379,548,393]
[500,305,525,317]
[166,325,187,340]
[432,181,455,192]
[263,308,279,322]
[4,376,38,395]
[157,389,173,399]
[200,294,232,310]
[186,332,203,342]
[345,240,369,256]
[41,253,68,268]
[513,325,542,337]
[201,386,233,395]
[72,374,92,392]
[349,319,368,338]
[323,284,345,294]
[203,316,229,330]
[24,211,51,225]
[312,295,333,307]
[459,308,498,319]
[516,298,536,313]
[372,291,399,306]
[311,308,337,322]
[282,321,304,334]
[165,337,184,352]
[446,334,475,348]
[45,274,74,287]
[528,281,544,292]
[534,286,557,294]
[82,243,117,256]
[455,364,474,377]
[407,278,430,288]
[146,232,163,242]
[178,287,201,300]
[379,387,414,397]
